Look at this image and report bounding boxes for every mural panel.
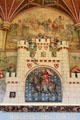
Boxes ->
[25,67,62,102]
[0,8,79,104]
[0,8,79,72]
[6,8,79,50]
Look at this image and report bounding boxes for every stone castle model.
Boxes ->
[3,38,80,104]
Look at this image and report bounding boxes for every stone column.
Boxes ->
[2,21,11,50]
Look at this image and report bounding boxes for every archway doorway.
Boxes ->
[25,66,62,102]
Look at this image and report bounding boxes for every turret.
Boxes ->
[58,41,70,79]
[17,40,29,86]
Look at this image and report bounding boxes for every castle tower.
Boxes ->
[16,40,30,103]
[17,40,29,87]
[3,40,30,103]
[58,41,70,79]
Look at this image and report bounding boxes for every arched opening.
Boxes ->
[25,66,62,102]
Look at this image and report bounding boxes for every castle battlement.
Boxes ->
[58,41,69,48]
[17,40,29,48]
[5,72,19,84]
[71,73,80,78]
[36,38,50,44]
[4,37,80,104]
[6,72,16,78]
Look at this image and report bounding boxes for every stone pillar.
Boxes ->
[58,41,70,79]
[2,21,11,50]
[16,40,29,103]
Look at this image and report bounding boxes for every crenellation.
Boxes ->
[11,72,16,77]
[78,73,80,78]
[58,41,69,49]
[71,73,76,78]
[5,73,18,86]
[71,73,80,78]
[6,72,10,78]
[6,72,16,77]
[17,40,29,48]
[36,38,50,44]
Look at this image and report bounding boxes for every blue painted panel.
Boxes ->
[25,67,62,102]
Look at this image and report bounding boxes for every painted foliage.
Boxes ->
[6,8,78,49]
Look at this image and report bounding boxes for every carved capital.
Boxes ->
[75,23,80,32]
[2,21,11,31]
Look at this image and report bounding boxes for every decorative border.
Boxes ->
[0,106,80,112]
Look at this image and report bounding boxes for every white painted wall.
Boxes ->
[3,39,80,105]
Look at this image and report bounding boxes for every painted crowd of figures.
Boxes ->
[0,15,76,49]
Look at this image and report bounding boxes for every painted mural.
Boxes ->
[6,7,80,73]
[6,8,78,50]
[0,8,79,103]
[25,67,62,102]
